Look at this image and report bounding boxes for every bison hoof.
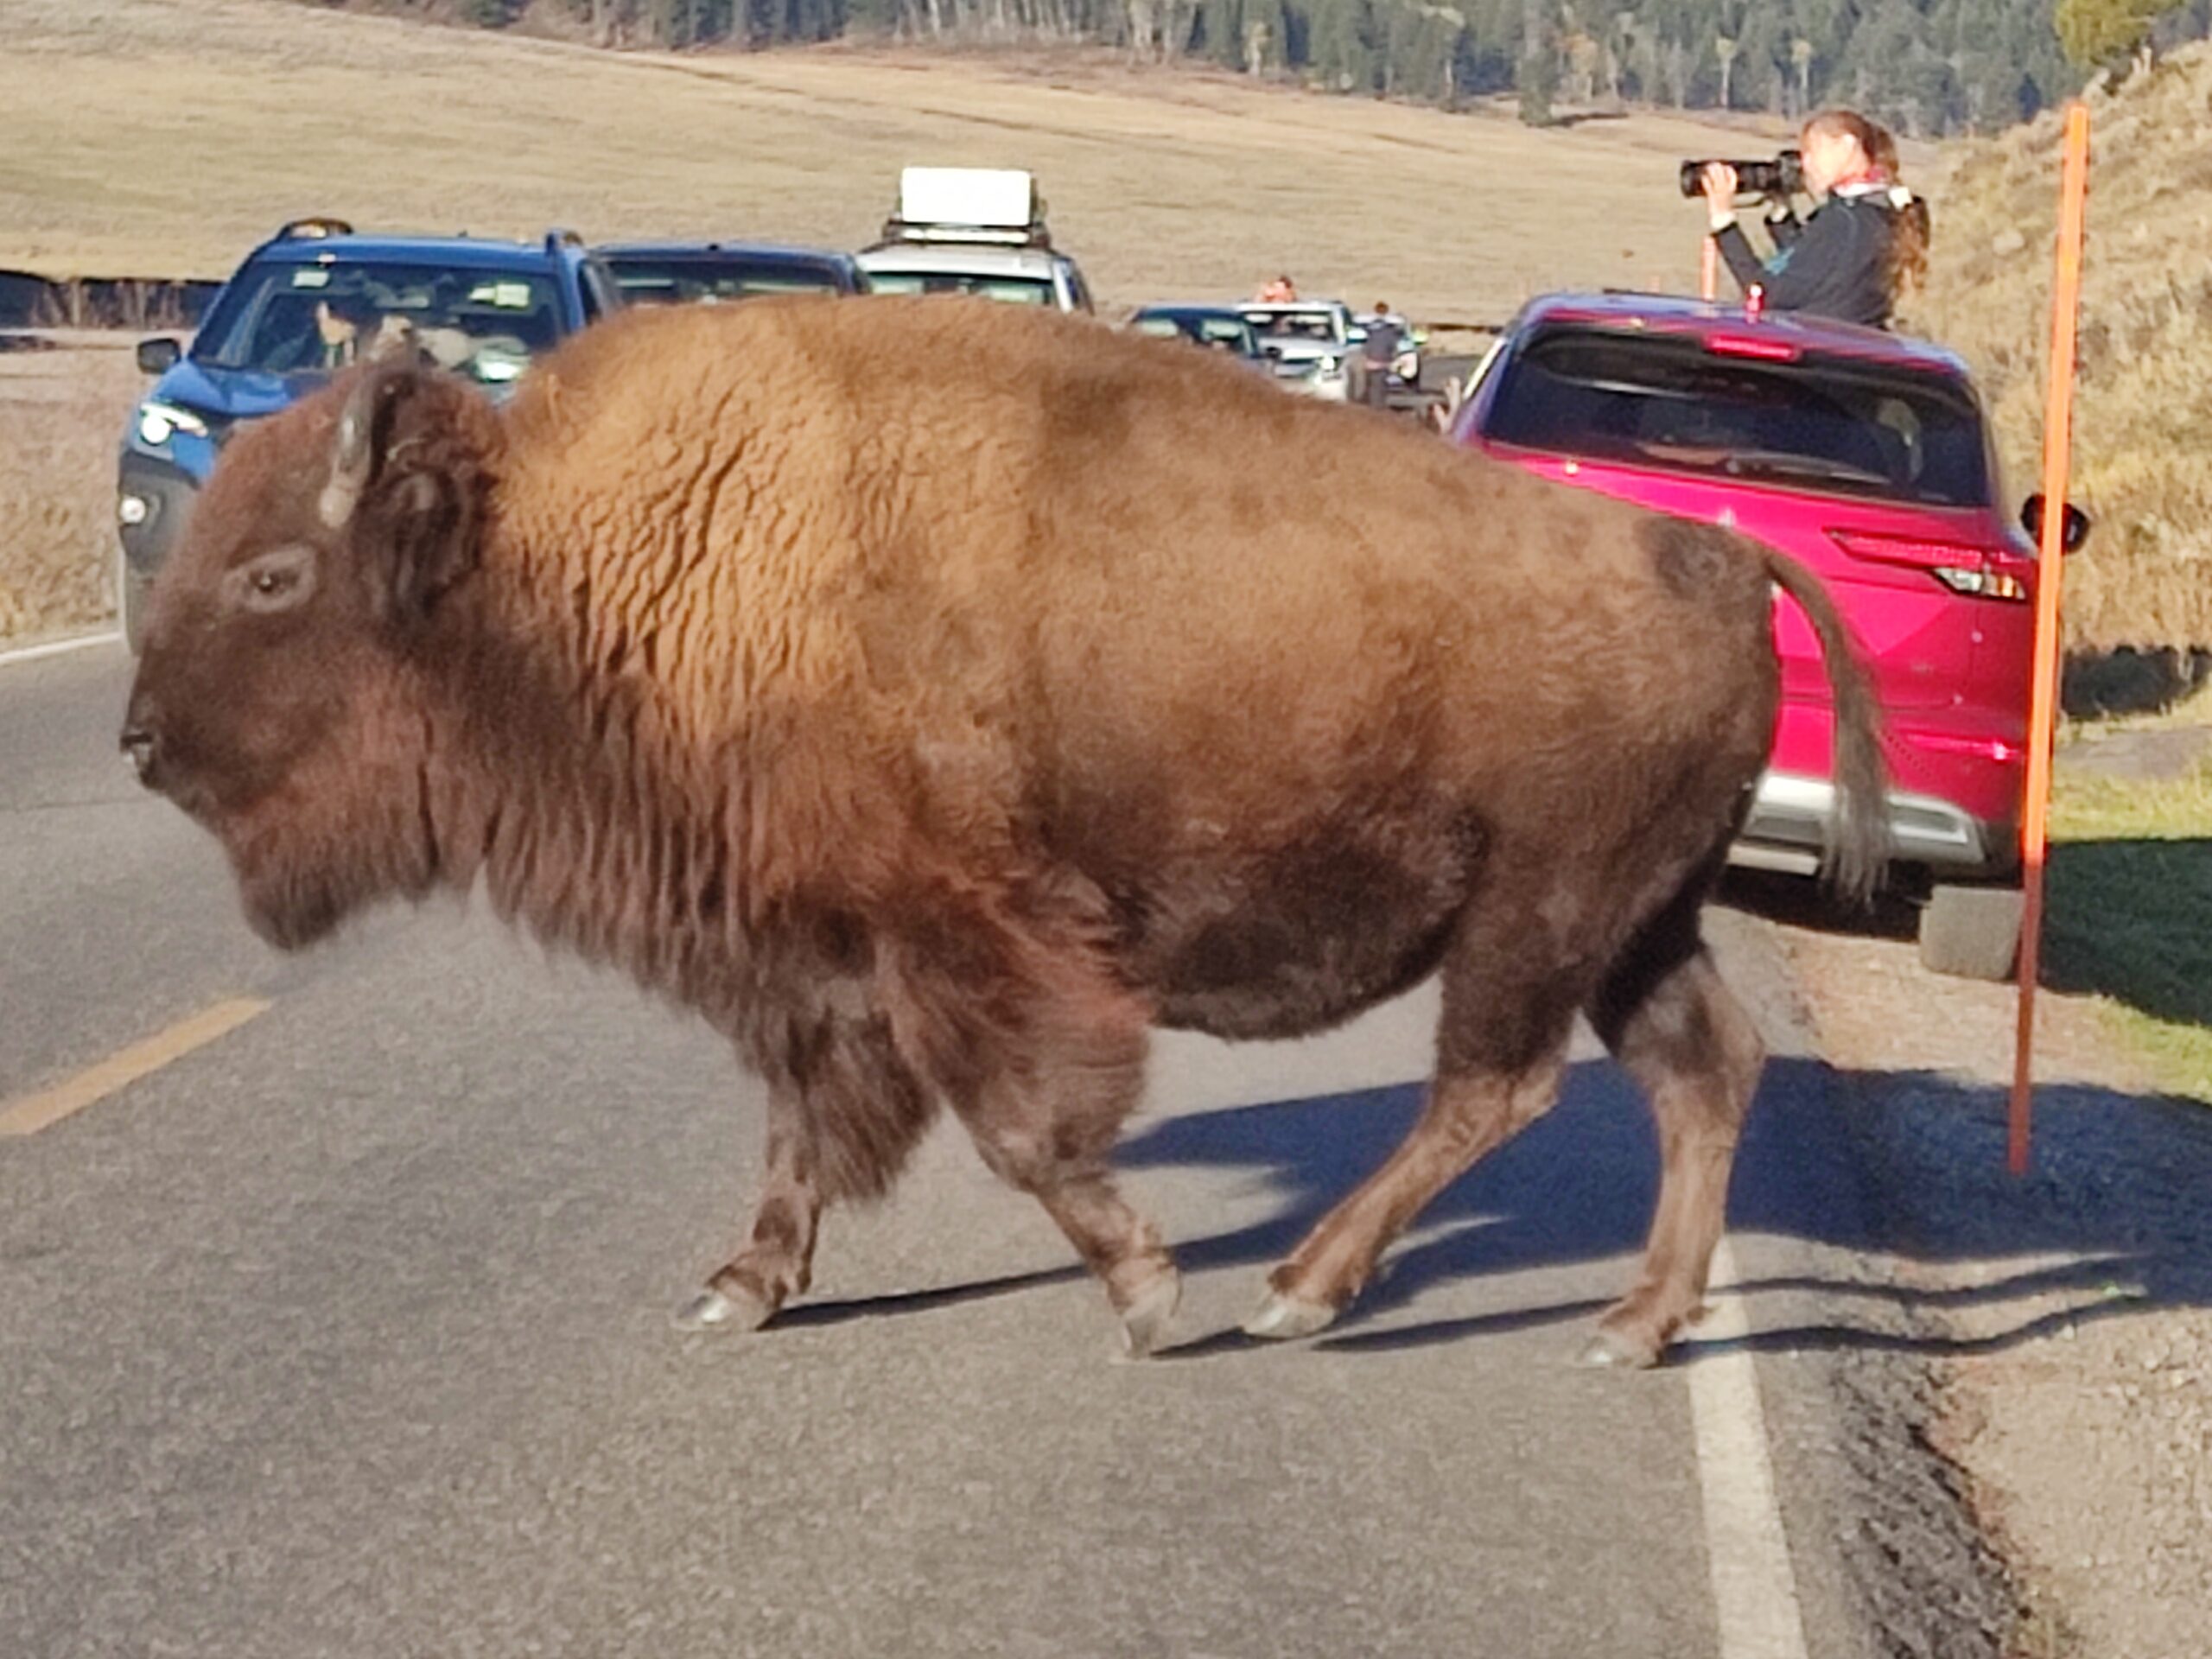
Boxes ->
[1241,1289,1338,1343]
[1117,1270,1184,1359]
[1573,1327,1663,1370]
[672,1284,775,1336]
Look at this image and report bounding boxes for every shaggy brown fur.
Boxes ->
[123,296,1884,1363]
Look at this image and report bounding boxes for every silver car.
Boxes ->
[1236,301,1358,400]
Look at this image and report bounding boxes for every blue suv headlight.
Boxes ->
[136,400,209,447]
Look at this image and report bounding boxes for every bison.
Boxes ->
[122,297,1883,1366]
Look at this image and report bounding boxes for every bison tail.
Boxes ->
[1764,551,1888,908]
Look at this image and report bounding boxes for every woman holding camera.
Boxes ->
[1700,109,1929,329]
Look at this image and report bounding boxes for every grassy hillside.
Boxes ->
[1919,47,2212,655]
[0,0,1761,321]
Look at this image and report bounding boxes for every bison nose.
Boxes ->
[119,721,160,786]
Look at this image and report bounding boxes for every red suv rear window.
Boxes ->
[1481,326,1993,510]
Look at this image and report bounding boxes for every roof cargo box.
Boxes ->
[883,168,1051,248]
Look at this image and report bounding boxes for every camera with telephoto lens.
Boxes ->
[1677,149,1804,200]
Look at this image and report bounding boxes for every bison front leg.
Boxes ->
[950,1014,1182,1357]
[675,1090,823,1334]
[965,1120,1182,1357]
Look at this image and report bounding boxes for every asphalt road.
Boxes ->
[0,642,1998,1659]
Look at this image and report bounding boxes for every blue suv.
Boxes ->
[118,219,622,650]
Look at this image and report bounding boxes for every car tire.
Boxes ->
[1918,881,2024,982]
[119,555,152,656]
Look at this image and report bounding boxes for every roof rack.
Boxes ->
[276,217,355,241]
[874,216,1053,251]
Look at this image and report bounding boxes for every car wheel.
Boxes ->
[1917,881,2024,982]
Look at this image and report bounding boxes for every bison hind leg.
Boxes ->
[1578,867,1764,1370]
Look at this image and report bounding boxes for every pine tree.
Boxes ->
[1517,0,1554,119]
[2055,0,2179,66]
[1308,0,1376,89]
[297,0,2137,135]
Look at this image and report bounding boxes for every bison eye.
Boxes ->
[229,546,317,615]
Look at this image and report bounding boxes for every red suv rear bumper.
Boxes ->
[1745,698,2022,881]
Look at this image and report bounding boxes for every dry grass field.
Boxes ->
[0,0,1762,315]
[0,0,1764,644]
[0,340,139,642]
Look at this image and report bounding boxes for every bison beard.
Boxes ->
[122,299,1886,1366]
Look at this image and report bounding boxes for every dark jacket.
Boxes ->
[1713,186,1913,328]
[1361,315,1403,365]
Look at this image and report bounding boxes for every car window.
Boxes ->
[862,271,1056,306]
[1245,310,1344,345]
[607,257,849,306]
[193,258,563,386]
[1480,327,1993,508]
[1136,314,1255,353]
[578,261,622,325]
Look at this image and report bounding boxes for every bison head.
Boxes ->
[121,359,498,949]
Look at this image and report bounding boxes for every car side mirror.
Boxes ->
[137,338,181,376]
[2021,493,2091,553]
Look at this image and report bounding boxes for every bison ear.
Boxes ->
[318,359,487,630]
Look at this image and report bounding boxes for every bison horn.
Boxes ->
[318,372,384,530]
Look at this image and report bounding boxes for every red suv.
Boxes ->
[1450,293,2086,977]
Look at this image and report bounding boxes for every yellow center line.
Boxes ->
[0,997,273,1138]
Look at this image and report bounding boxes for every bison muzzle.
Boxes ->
[122,297,1885,1366]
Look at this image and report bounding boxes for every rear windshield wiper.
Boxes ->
[1719,449,1893,490]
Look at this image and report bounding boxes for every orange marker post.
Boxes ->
[2010,102,2093,1177]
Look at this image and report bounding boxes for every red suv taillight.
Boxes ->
[1828,531,2034,603]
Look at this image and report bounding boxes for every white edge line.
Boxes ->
[0,628,124,669]
[1689,1235,1813,1659]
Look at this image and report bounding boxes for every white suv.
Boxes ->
[855,168,1096,315]
[1237,301,1359,400]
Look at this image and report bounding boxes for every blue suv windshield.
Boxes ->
[193,258,563,385]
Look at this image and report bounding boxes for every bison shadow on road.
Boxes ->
[1097,1053,2212,1365]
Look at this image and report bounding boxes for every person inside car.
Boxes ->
[1698,108,1929,329]
[310,290,395,368]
